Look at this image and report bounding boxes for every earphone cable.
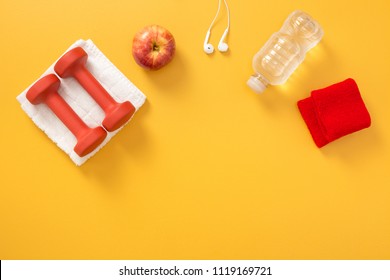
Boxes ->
[224,0,230,30]
[208,0,222,32]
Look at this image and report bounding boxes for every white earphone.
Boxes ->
[218,28,229,52]
[204,30,214,54]
[204,0,230,54]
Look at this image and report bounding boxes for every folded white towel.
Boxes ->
[17,39,146,166]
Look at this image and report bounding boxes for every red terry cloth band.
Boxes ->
[297,78,371,148]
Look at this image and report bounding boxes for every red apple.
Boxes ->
[132,25,176,70]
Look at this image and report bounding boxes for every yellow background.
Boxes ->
[1,0,389,259]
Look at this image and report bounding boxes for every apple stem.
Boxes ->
[152,42,160,52]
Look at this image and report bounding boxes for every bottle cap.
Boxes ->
[247,76,267,94]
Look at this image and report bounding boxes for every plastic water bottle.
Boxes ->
[247,10,323,94]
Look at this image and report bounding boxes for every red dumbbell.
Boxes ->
[54,47,135,132]
[26,74,107,157]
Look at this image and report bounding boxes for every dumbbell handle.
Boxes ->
[73,67,117,112]
[45,91,89,138]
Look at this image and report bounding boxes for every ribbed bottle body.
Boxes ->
[247,10,323,93]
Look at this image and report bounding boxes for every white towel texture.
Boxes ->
[17,39,146,166]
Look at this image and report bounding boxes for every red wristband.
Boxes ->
[297,78,371,148]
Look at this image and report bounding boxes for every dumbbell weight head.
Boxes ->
[74,126,107,157]
[27,74,61,104]
[54,47,88,78]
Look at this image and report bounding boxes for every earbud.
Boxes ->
[204,0,230,55]
[218,28,229,52]
[204,30,214,54]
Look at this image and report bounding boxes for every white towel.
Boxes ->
[17,39,146,166]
